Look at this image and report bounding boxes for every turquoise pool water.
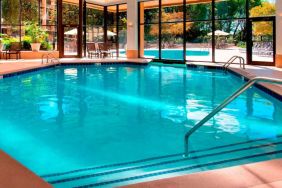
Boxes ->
[121,49,210,60]
[0,64,281,187]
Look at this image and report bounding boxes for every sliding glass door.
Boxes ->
[59,0,82,58]
[249,18,275,65]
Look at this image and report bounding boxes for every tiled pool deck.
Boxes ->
[229,65,282,100]
[0,57,150,76]
[122,159,282,188]
[0,58,281,187]
[187,61,282,100]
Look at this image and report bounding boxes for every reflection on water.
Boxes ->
[36,65,281,136]
[0,65,281,135]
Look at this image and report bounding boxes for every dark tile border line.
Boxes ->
[59,62,149,67]
[0,62,149,78]
[2,64,58,78]
[49,141,282,185]
[185,63,281,102]
[73,149,282,188]
[227,68,282,102]
[1,61,280,101]
[186,63,224,70]
[42,135,282,179]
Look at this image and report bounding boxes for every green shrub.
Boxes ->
[41,41,52,50]
[2,37,19,50]
[237,41,246,48]
[22,35,32,50]
[24,22,48,43]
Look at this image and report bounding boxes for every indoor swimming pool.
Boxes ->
[0,63,281,187]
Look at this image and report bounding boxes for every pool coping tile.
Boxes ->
[121,159,282,188]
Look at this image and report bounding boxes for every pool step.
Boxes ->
[45,137,282,188]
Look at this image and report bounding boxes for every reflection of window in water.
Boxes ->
[250,93,275,120]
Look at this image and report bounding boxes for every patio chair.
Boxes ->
[5,42,21,60]
[86,43,99,58]
[98,43,112,58]
[106,42,115,57]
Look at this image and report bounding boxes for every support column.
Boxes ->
[126,0,138,58]
[276,0,282,67]
[139,2,144,57]
[41,0,47,26]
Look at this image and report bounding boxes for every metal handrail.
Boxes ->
[41,54,49,64]
[223,56,245,70]
[41,52,60,64]
[184,77,282,157]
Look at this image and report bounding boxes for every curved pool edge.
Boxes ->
[0,59,280,101]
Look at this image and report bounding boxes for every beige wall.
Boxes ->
[276,0,282,55]
[126,0,138,58]
[276,0,282,67]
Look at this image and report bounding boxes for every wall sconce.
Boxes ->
[128,22,134,27]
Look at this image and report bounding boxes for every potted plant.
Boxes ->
[0,35,3,51]
[0,33,8,51]
[25,22,48,51]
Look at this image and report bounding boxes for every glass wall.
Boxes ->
[214,19,247,63]
[62,0,80,56]
[107,5,118,56]
[118,4,127,57]
[186,2,212,62]
[161,1,184,60]
[249,0,276,17]
[86,3,104,44]
[85,3,126,58]
[139,0,159,59]
[139,0,276,64]
[214,0,247,63]
[249,0,276,63]
[0,0,57,51]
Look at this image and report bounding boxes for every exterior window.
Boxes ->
[249,0,276,18]
[215,0,246,19]
[118,4,127,56]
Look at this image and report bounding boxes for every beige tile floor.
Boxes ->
[228,64,282,96]
[0,57,150,76]
[122,159,282,188]
[0,150,52,188]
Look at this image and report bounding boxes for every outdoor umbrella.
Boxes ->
[208,30,230,48]
[64,29,77,35]
[98,31,117,37]
[208,30,230,36]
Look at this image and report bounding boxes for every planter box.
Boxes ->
[1,51,59,60]
[276,54,282,68]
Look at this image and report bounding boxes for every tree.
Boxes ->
[150,11,192,47]
[2,0,38,24]
[249,0,264,9]
[250,1,275,17]
[2,0,21,24]
[21,0,39,23]
[250,2,275,36]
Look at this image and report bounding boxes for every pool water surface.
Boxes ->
[0,64,281,187]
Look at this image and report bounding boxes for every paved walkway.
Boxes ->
[122,159,282,188]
